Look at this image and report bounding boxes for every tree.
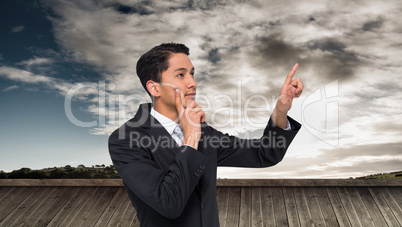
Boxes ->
[64,165,73,172]
[8,168,32,178]
[49,169,68,178]
[0,171,7,179]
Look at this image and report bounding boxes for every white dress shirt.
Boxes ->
[150,107,184,146]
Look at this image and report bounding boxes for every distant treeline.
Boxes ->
[0,165,120,179]
[355,170,402,179]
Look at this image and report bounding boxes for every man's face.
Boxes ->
[157,53,196,108]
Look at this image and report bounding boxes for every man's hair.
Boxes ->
[136,43,190,97]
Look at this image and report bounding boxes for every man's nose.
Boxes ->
[186,75,196,89]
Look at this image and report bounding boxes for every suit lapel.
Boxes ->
[136,103,179,157]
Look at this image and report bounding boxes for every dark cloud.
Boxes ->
[108,2,154,15]
[187,0,223,10]
[248,35,362,82]
[321,142,402,158]
[206,48,221,64]
[106,0,228,14]
[362,17,384,31]
[308,38,359,65]
[254,34,302,67]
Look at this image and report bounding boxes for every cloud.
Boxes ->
[2,85,19,92]
[0,65,103,99]
[362,17,384,31]
[11,25,24,33]
[0,66,54,84]
[17,57,54,67]
[106,2,154,15]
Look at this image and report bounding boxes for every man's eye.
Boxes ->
[190,72,195,77]
[177,74,183,77]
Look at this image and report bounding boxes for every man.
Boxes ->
[109,43,303,226]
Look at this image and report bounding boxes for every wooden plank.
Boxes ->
[95,187,127,226]
[271,187,288,226]
[56,187,98,226]
[46,186,89,226]
[251,187,263,227]
[2,178,402,187]
[355,187,388,226]
[121,200,137,226]
[131,214,141,227]
[217,186,230,227]
[83,187,121,226]
[0,187,33,220]
[282,187,300,227]
[107,192,133,226]
[33,186,79,227]
[385,186,402,206]
[293,187,313,226]
[344,187,375,226]
[9,187,56,227]
[260,187,275,226]
[0,187,15,202]
[302,187,326,226]
[325,187,351,227]
[335,187,361,226]
[68,187,108,226]
[225,186,241,227]
[368,187,400,226]
[107,191,138,226]
[313,187,339,227]
[19,187,65,226]
[0,186,45,226]
[240,186,252,226]
[378,187,402,225]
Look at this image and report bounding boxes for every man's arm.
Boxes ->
[213,116,301,167]
[216,64,303,167]
[109,130,209,219]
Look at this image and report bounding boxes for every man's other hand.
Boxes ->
[175,89,205,149]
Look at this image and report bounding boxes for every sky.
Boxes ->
[1,0,401,178]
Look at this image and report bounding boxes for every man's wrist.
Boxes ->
[272,107,288,129]
[182,136,198,150]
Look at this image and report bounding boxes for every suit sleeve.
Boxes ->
[215,116,301,167]
[108,130,210,219]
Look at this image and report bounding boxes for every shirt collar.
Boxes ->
[150,107,179,136]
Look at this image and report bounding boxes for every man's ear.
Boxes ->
[146,80,160,98]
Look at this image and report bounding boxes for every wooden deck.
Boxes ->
[0,179,401,226]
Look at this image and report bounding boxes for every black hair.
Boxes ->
[136,43,190,97]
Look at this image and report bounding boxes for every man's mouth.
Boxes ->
[185,93,196,97]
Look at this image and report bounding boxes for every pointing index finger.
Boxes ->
[285,63,299,85]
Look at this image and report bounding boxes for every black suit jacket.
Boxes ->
[109,103,301,227]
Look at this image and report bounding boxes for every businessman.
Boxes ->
[109,43,303,226]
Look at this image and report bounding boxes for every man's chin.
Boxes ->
[183,96,195,105]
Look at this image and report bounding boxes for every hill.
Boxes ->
[355,170,402,179]
[0,165,120,179]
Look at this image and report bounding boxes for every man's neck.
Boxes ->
[153,102,179,124]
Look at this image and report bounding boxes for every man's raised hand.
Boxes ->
[271,63,304,129]
[276,63,304,113]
